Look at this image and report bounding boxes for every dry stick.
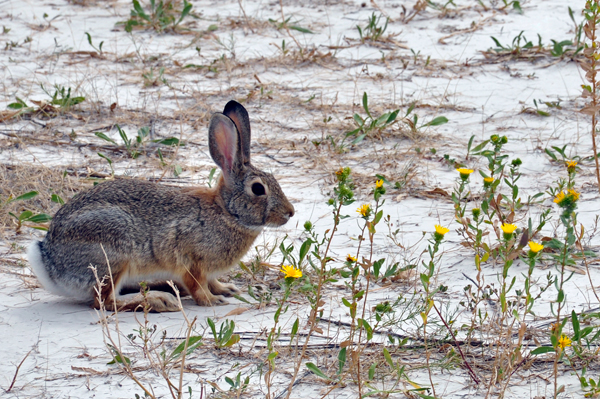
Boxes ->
[6,349,33,392]
[432,302,480,385]
[578,229,600,305]
[237,0,254,34]
[97,245,157,399]
[278,0,303,52]
[167,280,197,399]
[284,201,344,399]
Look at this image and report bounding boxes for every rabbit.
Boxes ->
[27,100,295,312]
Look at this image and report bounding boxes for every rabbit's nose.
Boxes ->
[287,204,295,219]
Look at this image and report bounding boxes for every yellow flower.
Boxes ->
[335,168,344,177]
[457,168,474,181]
[528,241,544,253]
[376,179,384,188]
[557,334,572,350]
[281,265,302,279]
[554,189,580,205]
[554,191,566,204]
[435,225,449,236]
[483,177,494,183]
[566,160,577,168]
[568,189,580,201]
[500,223,518,234]
[346,254,357,263]
[357,204,371,217]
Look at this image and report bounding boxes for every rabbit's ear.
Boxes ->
[209,113,240,179]
[223,100,251,164]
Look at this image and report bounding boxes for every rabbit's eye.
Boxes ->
[251,182,266,196]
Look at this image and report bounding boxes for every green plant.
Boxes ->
[142,67,167,86]
[41,84,86,111]
[2,191,52,233]
[268,16,313,34]
[343,93,448,148]
[84,32,103,54]
[124,0,194,33]
[357,12,389,42]
[95,125,183,159]
[206,318,240,348]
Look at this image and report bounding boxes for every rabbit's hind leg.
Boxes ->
[92,262,181,312]
[183,272,228,306]
[209,279,241,297]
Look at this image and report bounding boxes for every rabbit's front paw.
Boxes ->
[193,290,229,306]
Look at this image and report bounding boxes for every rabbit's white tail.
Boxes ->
[27,241,63,296]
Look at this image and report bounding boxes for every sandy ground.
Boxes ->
[1,0,599,398]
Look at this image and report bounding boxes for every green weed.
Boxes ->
[123,0,194,34]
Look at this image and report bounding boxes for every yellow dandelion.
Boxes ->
[568,189,580,201]
[500,223,518,234]
[357,204,371,217]
[346,254,357,263]
[557,334,572,350]
[528,241,544,254]
[566,160,577,168]
[457,168,474,181]
[483,177,494,183]
[281,265,302,279]
[376,179,384,188]
[435,225,450,236]
[554,191,566,204]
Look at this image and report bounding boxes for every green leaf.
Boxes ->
[531,346,555,355]
[97,153,113,166]
[423,116,448,127]
[362,92,370,117]
[383,347,394,368]
[94,132,117,145]
[223,334,240,347]
[290,318,299,342]
[51,194,65,205]
[572,310,580,341]
[169,336,203,360]
[352,133,367,145]
[174,164,183,177]
[306,362,330,380]
[26,213,52,223]
[153,137,183,146]
[299,238,312,264]
[512,1,522,14]
[8,191,39,203]
[405,102,416,117]
[7,97,29,109]
[289,25,313,34]
[337,347,346,375]
[18,211,33,221]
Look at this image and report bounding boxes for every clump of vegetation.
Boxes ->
[123,0,194,33]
